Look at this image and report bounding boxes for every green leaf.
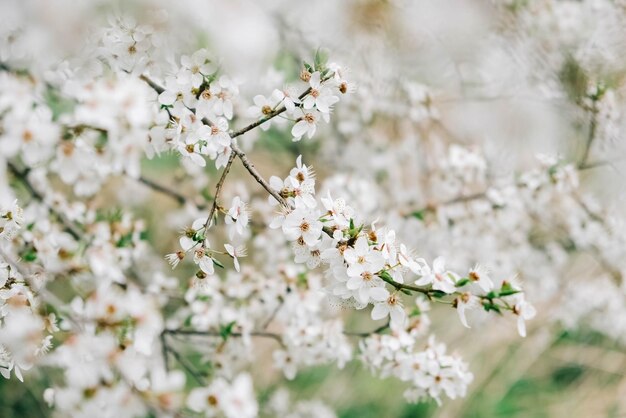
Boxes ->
[455,278,470,287]
[22,249,38,262]
[297,272,308,287]
[429,290,447,299]
[498,281,520,297]
[486,291,498,299]
[410,307,422,317]
[314,48,329,72]
[498,288,520,297]
[212,258,225,269]
[378,270,393,282]
[116,233,133,248]
[482,301,502,314]
[45,86,76,120]
[219,321,237,340]
[411,210,425,221]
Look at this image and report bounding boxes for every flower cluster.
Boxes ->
[360,334,473,405]
[0,201,56,382]
[271,156,535,338]
[9,0,619,415]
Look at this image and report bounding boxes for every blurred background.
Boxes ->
[3,0,626,416]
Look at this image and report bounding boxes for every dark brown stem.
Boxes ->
[202,152,237,231]
[137,176,190,206]
[163,328,284,345]
[139,74,165,94]
[230,143,290,208]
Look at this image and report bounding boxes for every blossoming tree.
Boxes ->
[1,0,625,416]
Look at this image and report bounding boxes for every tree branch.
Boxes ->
[230,143,290,208]
[7,161,83,240]
[203,152,236,231]
[137,176,192,206]
[163,328,284,345]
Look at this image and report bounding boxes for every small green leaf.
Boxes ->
[499,289,520,297]
[482,301,502,314]
[212,258,225,269]
[430,290,447,299]
[297,272,308,286]
[486,291,498,299]
[498,281,520,297]
[314,48,329,72]
[219,321,237,340]
[456,278,470,287]
[116,233,133,248]
[22,249,38,262]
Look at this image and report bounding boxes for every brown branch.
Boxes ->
[161,334,207,385]
[229,84,316,139]
[137,74,307,212]
[343,321,390,338]
[7,161,83,240]
[163,328,284,345]
[230,143,290,208]
[203,152,236,231]
[139,74,165,94]
[137,176,191,206]
[165,324,390,341]
[403,192,487,218]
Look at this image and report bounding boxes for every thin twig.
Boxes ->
[7,161,82,240]
[403,192,487,218]
[0,248,83,329]
[163,328,284,345]
[139,74,165,94]
[229,84,316,139]
[378,273,432,295]
[160,331,169,372]
[343,321,390,338]
[230,143,290,208]
[161,333,207,385]
[262,300,283,329]
[202,152,237,232]
[137,176,191,206]
[579,101,599,169]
